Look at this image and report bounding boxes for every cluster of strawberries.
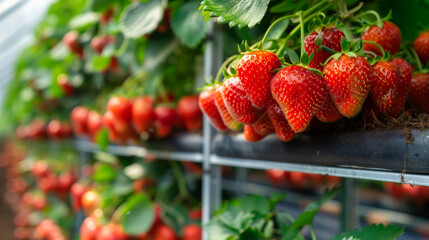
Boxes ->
[266,169,340,190]
[71,94,202,144]
[15,119,72,140]
[200,21,429,142]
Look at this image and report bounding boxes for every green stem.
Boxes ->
[303,0,329,16]
[362,40,385,57]
[363,50,378,59]
[310,225,317,240]
[214,55,238,82]
[354,10,382,24]
[410,48,423,72]
[276,5,331,55]
[338,0,348,17]
[115,38,130,56]
[299,11,305,57]
[260,14,297,49]
[170,162,188,198]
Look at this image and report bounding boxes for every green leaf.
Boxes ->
[263,220,274,237]
[94,152,119,164]
[266,19,290,40]
[200,0,270,28]
[305,186,341,212]
[269,192,285,211]
[291,210,317,229]
[91,55,111,71]
[87,0,118,12]
[301,52,309,65]
[171,1,210,48]
[95,129,109,151]
[92,162,117,182]
[331,224,404,240]
[271,0,307,13]
[284,48,299,65]
[314,34,323,47]
[119,0,167,38]
[119,193,154,236]
[341,37,350,52]
[69,12,99,30]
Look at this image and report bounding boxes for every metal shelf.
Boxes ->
[74,132,203,163]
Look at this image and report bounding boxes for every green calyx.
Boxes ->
[282,48,323,76]
[321,37,361,66]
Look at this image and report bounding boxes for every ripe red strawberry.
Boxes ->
[183,225,202,240]
[132,96,155,133]
[100,8,114,25]
[71,183,86,211]
[28,119,46,139]
[60,122,73,138]
[63,31,83,58]
[221,77,263,124]
[107,97,133,122]
[103,111,119,142]
[251,112,274,137]
[154,106,176,138]
[154,225,177,240]
[362,21,401,56]
[91,35,114,54]
[370,60,399,114]
[266,169,287,186]
[304,27,345,71]
[323,54,372,118]
[414,31,429,66]
[177,95,203,131]
[389,58,413,117]
[316,95,343,123]
[57,74,74,96]
[71,106,89,135]
[213,85,242,130]
[408,73,429,113]
[237,50,282,108]
[243,125,264,142]
[87,111,103,141]
[198,87,227,131]
[96,224,127,240]
[266,99,295,142]
[47,120,62,139]
[80,216,100,240]
[271,65,326,133]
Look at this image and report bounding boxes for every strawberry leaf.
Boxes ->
[331,224,404,240]
[341,37,350,52]
[95,129,109,151]
[119,0,167,38]
[301,52,309,66]
[171,1,211,49]
[200,0,270,29]
[284,48,299,65]
[314,34,323,47]
[119,193,154,236]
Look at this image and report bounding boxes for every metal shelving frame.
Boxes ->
[72,20,429,240]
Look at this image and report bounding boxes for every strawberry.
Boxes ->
[304,27,346,71]
[271,65,326,133]
[237,50,282,108]
[80,216,100,240]
[183,225,202,240]
[87,111,103,141]
[63,31,83,58]
[71,106,89,135]
[100,8,114,25]
[414,31,429,66]
[266,169,287,186]
[154,225,177,240]
[70,183,86,211]
[362,21,401,56]
[60,122,73,138]
[323,54,372,118]
[389,58,413,117]
[266,99,295,142]
[103,111,119,142]
[370,60,399,115]
[316,95,343,123]
[213,85,242,130]
[47,120,62,139]
[107,97,133,122]
[177,95,203,131]
[90,36,114,54]
[96,224,127,240]
[132,96,155,133]
[221,77,263,124]
[198,87,227,131]
[243,125,264,142]
[251,112,274,137]
[154,106,176,138]
[408,73,429,113]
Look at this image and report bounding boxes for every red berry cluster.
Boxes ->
[200,21,429,143]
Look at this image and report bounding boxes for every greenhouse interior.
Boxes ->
[1,0,429,239]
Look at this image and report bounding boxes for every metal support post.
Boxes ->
[235,168,248,197]
[340,178,359,232]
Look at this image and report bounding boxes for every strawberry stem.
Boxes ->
[260,14,297,49]
[362,40,385,57]
[299,11,305,57]
[115,38,130,56]
[215,55,238,83]
[410,47,424,72]
[354,10,382,26]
